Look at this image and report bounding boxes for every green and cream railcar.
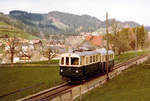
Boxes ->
[59,48,114,81]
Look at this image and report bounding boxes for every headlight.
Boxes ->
[75,70,79,73]
[60,69,63,72]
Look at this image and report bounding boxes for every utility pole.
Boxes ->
[135,27,138,51]
[106,12,109,81]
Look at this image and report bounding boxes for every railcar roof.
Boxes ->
[60,48,114,57]
[75,51,99,56]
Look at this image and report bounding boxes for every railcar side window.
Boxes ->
[96,55,98,61]
[99,55,101,62]
[71,57,79,65]
[61,57,64,65]
[90,56,92,63]
[93,56,95,62]
[110,55,112,59]
[66,57,69,65]
[86,57,89,64]
[103,56,105,61]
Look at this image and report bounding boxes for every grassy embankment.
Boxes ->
[115,50,148,64]
[76,51,150,101]
[0,50,148,101]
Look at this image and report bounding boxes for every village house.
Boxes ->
[77,34,104,51]
[85,35,103,47]
[0,54,3,63]
[19,54,31,63]
[29,39,43,50]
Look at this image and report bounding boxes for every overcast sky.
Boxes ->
[0,0,150,26]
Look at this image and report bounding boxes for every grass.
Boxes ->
[0,21,8,26]
[0,51,148,101]
[0,66,63,101]
[23,59,59,64]
[115,50,148,64]
[1,60,59,66]
[0,21,38,40]
[76,58,150,101]
[52,22,68,30]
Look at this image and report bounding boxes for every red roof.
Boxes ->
[85,35,103,46]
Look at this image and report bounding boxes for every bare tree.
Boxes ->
[43,48,56,63]
[4,36,21,63]
[111,19,121,35]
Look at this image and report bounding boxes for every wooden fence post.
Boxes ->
[70,90,73,101]
[59,95,62,101]
[80,86,82,100]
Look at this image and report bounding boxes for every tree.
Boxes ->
[4,36,21,63]
[136,26,148,49]
[111,19,122,35]
[107,20,131,55]
[43,48,56,62]
[108,25,149,55]
[108,30,131,55]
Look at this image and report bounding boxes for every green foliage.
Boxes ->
[108,26,149,55]
[136,26,148,48]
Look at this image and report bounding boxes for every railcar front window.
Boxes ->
[66,57,69,65]
[61,57,64,65]
[71,57,79,65]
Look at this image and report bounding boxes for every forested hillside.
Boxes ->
[9,10,148,37]
[0,13,38,39]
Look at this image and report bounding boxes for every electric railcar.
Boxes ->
[59,48,114,81]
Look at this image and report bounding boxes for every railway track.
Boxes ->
[114,53,150,69]
[19,53,150,101]
[19,82,73,101]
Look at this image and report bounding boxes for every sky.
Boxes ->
[0,0,150,26]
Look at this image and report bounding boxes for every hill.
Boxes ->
[0,13,38,40]
[9,10,103,35]
[8,10,150,37]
